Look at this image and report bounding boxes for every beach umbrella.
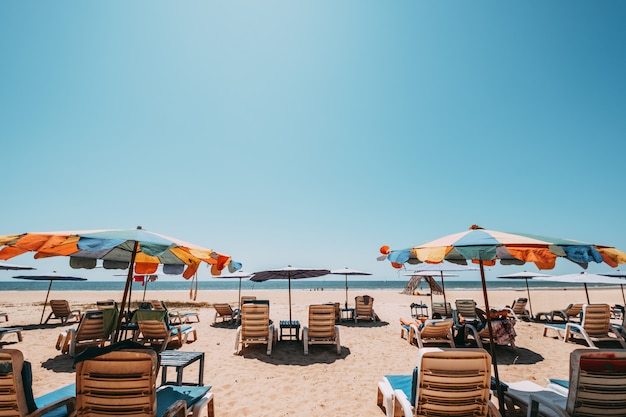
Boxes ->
[402,271,455,314]
[0,261,36,271]
[12,273,87,324]
[0,226,239,339]
[598,270,626,304]
[495,271,552,317]
[380,224,626,416]
[533,272,626,304]
[250,266,330,324]
[212,271,253,309]
[330,268,372,310]
[405,262,478,316]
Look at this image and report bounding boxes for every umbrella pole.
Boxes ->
[622,284,625,305]
[584,283,590,304]
[238,278,242,310]
[525,278,534,318]
[345,274,349,310]
[288,276,292,324]
[479,261,506,417]
[440,272,449,316]
[39,280,53,324]
[115,240,139,342]
[142,278,148,301]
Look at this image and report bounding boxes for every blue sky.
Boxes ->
[1,1,625,282]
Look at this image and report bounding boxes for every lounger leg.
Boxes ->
[234,327,242,354]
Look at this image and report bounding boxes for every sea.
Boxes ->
[0,279,618,292]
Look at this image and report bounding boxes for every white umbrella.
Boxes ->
[212,271,253,309]
[496,271,552,317]
[330,268,372,310]
[598,270,626,304]
[251,266,330,324]
[534,272,626,304]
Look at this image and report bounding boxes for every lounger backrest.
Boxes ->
[49,300,71,317]
[149,300,166,311]
[419,319,453,338]
[75,349,157,416]
[566,349,626,416]
[307,305,336,339]
[241,304,270,339]
[137,320,169,339]
[241,296,257,306]
[416,348,491,416]
[96,299,116,310]
[455,299,478,319]
[0,349,30,416]
[565,303,583,317]
[511,298,528,314]
[581,304,611,337]
[214,303,234,315]
[75,311,106,343]
[355,295,374,315]
[432,302,452,318]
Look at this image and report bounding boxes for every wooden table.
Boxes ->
[159,350,204,386]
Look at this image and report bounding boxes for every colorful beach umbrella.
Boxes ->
[0,226,240,339]
[495,271,552,318]
[12,273,87,324]
[250,266,330,325]
[330,268,372,310]
[380,224,626,416]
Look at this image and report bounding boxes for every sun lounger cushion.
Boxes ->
[34,383,76,417]
[385,367,418,407]
[156,385,211,417]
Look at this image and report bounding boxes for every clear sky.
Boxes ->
[1,1,625,282]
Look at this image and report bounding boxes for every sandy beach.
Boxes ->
[1,287,624,416]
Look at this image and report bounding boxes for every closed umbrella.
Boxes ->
[380,224,626,416]
[250,266,330,324]
[12,273,87,324]
[495,271,552,317]
[330,268,372,310]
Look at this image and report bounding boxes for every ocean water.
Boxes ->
[0,279,618,292]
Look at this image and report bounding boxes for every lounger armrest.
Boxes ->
[527,392,568,417]
[161,399,187,417]
[392,388,414,417]
[30,396,76,417]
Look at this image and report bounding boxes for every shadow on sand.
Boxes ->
[239,340,350,365]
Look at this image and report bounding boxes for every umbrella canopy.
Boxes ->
[330,268,372,310]
[495,271,553,317]
[380,224,626,415]
[0,261,36,271]
[212,271,253,309]
[12,273,87,324]
[0,226,240,339]
[534,272,626,304]
[251,266,330,324]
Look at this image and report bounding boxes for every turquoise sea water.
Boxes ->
[0,279,619,292]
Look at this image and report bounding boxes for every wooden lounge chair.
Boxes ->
[0,327,23,343]
[56,309,118,357]
[234,303,276,355]
[0,348,76,416]
[148,300,200,325]
[535,303,583,323]
[544,303,626,348]
[133,310,197,352]
[408,319,455,349]
[73,348,212,417]
[431,301,453,318]
[465,319,517,348]
[455,298,480,324]
[377,348,501,417]
[503,349,626,417]
[303,304,341,355]
[354,295,377,322]
[95,299,116,309]
[213,303,236,324]
[503,297,531,321]
[44,300,81,324]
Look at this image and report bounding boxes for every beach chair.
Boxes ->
[0,327,23,343]
[503,349,626,417]
[0,348,76,417]
[376,348,500,417]
[431,301,453,319]
[455,298,480,324]
[503,297,531,321]
[56,309,118,357]
[354,295,377,322]
[44,300,81,324]
[409,319,455,349]
[0,313,8,322]
[213,303,236,324]
[148,300,200,325]
[543,304,626,348]
[535,303,583,323]
[134,310,197,352]
[73,348,213,417]
[95,299,116,310]
[234,303,276,355]
[303,304,341,355]
[465,319,517,348]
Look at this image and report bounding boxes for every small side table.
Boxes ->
[159,350,205,386]
[279,320,300,341]
[340,308,355,322]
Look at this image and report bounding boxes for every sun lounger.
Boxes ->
[44,300,81,325]
[376,348,500,417]
[148,300,200,325]
[234,303,276,355]
[543,303,626,348]
[0,327,23,343]
[535,303,583,323]
[503,297,531,321]
[213,303,236,324]
[455,298,480,324]
[0,348,76,417]
[133,310,197,352]
[303,304,341,355]
[503,348,626,417]
[431,301,453,318]
[56,309,118,357]
[354,295,377,322]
